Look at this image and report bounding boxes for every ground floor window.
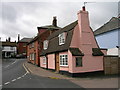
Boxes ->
[60,54,68,66]
[76,56,82,67]
[43,56,47,64]
[30,53,35,60]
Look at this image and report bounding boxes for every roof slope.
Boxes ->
[40,20,78,56]
[37,25,61,30]
[18,38,33,43]
[2,42,17,47]
[27,35,39,44]
[94,17,120,36]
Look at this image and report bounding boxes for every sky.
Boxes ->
[0,0,119,42]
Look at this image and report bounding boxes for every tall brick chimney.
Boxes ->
[8,37,11,42]
[18,34,20,42]
[52,16,57,27]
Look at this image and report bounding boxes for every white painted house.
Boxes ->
[94,17,120,56]
[2,40,17,58]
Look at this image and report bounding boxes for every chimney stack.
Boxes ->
[82,6,86,11]
[18,34,20,42]
[8,37,11,42]
[52,16,57,27]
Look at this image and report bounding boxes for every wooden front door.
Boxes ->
[55,53,59,72]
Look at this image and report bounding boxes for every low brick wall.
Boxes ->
[103,55,119,75]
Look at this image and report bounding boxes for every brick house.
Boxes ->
[40,6,107,77]
[27,17,61,66]
[17,37,32,58]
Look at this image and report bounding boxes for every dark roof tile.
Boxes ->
[92,48,104,56]
[69,48,84,56]
[40,20,78,56]
[2,42,17,47]
[94,17,120,36]
[18,38,33,43]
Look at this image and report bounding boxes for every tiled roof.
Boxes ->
[2,42,17,47]
[92,48,104,56]
[27,35,39,44]
[18,38,33,43]
[69,48,84,56]
[40,20,78,56]
[37,25,61,30]
[94,17,120,36]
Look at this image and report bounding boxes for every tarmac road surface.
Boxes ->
[2,59,84,89]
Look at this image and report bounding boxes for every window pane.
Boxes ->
[76,57,82,67]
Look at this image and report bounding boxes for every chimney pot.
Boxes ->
[82,6,86,11]
[52,16,57,27]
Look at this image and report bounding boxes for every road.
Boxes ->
[2,59,84,89]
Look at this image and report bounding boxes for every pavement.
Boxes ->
[24,61,119,88]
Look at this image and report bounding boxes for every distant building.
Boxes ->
[2,38,17,58]
[27,17,61,66]
[17,37,32,58]
[94,17,120,56]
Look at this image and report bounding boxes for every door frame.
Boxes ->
[55,53,59,72]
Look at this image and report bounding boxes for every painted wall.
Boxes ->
[69,8,104,73]
[2,46,16,52]
[95,29,119,49]
[107,48,118,55]
[48,54,55,69]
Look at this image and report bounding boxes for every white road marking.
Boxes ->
[11,79,16,82]
[5,65,10,68]
[4,60,17,68]
[17,77,21,80]
[23,63,30,73]
[11,60,17,65]
[4,82,10,85]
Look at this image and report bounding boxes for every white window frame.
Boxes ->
[58,33,65,45]
[59,54,68,66]
[43,40,48,50]
[43,56,46,64]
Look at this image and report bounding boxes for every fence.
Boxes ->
[104,55,119,75]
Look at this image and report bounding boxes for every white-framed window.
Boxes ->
[43,40,48,50]
[32,53,35,60]
[58,32,65,45]
[30,53,35,60]
[59,54,68,66]
[43,56,46,64]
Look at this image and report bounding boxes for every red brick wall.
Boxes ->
[17,42,27,56]
[27,29,59,66]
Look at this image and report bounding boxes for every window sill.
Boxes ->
[60,65,68,67]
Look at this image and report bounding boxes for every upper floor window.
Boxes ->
[58,33,65,45]
[43,40,48,50]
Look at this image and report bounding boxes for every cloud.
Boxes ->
[1,2,118,41]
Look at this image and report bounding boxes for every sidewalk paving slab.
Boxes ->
[24,61,119,88]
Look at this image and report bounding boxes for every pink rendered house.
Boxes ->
[40,6,107,77]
